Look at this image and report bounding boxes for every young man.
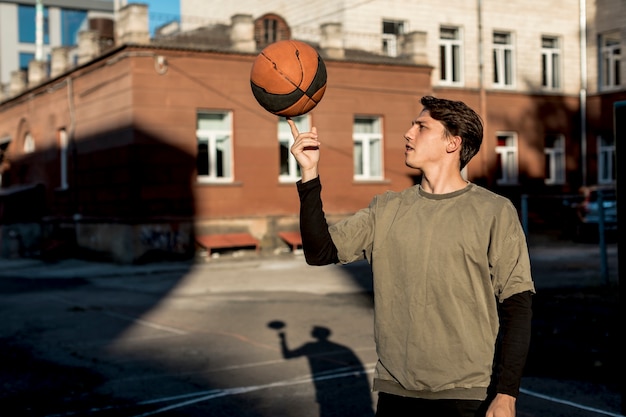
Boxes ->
[288,96,535,417]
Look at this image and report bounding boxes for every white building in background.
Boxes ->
[0,0,114,95]
[179,0,585,96]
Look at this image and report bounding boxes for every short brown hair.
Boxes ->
[420,96,483,170]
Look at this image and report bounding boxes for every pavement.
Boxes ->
[0,230,622,417]
[0,230,619,291]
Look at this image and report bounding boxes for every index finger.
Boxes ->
[286,118,299,139]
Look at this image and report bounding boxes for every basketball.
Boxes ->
[250,40,327,117]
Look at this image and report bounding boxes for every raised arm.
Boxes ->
[288,118,338,265]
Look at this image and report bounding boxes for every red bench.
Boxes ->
[196,233,260,256]
[278,231,303,252]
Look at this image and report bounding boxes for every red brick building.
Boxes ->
[0,6,619,262]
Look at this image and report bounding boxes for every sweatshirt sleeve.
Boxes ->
[296,177,339,266]
[493,290,533,397]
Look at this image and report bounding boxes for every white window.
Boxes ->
[58,128,68,189]
[495,132,518,185]
[493,31,514,88]
[544,134,565,185]
[600,32,621,90]
[542,36,561,90]
[439,26,463,85]
[278,115,309,182]
[382,20,405,57]
[196,111,233,182]
[354,116,383,181]
[23,132,35,153]
[598,135,616,184]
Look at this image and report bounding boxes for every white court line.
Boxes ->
[45,366,623,417]
[110,345,377,382]
[130,365,377,417]
[130,373,624,417]
[520,388,625,417]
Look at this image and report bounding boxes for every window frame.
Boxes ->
[541,35,561,90]
[544,133,565,185]
[23,132,35,153]
[493,31,515,88]
[58,128,69,190]
[382,19,406,57]
[599,32,621,91]
[439,26,463,86]
[495,132,518,185]
[353,116,384,181]
[196,110,234,183]
[597,135,616,184]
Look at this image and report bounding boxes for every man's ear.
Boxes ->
[446,135,462,153]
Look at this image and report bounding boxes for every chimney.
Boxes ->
[320,23,344,59]
[90,17,115,52]
[9,70,27,96]
[77,30,101,65]
[28,59,47,87]
[116,3,150,45]
[50,46,70,77]
[401,31,428,65]
[230,14,255,52]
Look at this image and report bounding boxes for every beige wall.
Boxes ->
[179,0,582,94]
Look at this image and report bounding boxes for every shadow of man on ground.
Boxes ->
[269,321,374,417]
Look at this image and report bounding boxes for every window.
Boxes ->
[254,14,291,49]
[196,111,233,182]
[61,9,88,46]
[58,129,68,189]
[495,132,518,185]
[600,32,621,90]
[19,52,35,72]
[354,116,383,180]
[597,135,616,184]
[439,26,463,85]
[382,20,405,57]
[263,17,278,44]
[493,31,514,88]
[542,36,561,90]
[23,132,35,153]
[0,137,10,187]
[544,134,565,184]
[18,4,49,44]
[278,115,309,182]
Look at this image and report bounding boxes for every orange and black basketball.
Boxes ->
[250,40,327,117]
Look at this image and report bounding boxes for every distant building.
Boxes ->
[0,0,114,96]
[0,1,623,263]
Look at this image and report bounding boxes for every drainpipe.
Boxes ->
[580,0,588,186]
[477,0,487,181]
[35,0,44,61]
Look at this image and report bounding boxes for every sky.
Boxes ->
[130,0,181,36]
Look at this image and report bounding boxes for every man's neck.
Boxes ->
[420,173,468,194]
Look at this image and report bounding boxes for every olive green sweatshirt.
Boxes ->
[328,183,536,400]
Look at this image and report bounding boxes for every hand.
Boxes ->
[486,393,516,417]
[288,118,320,182]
